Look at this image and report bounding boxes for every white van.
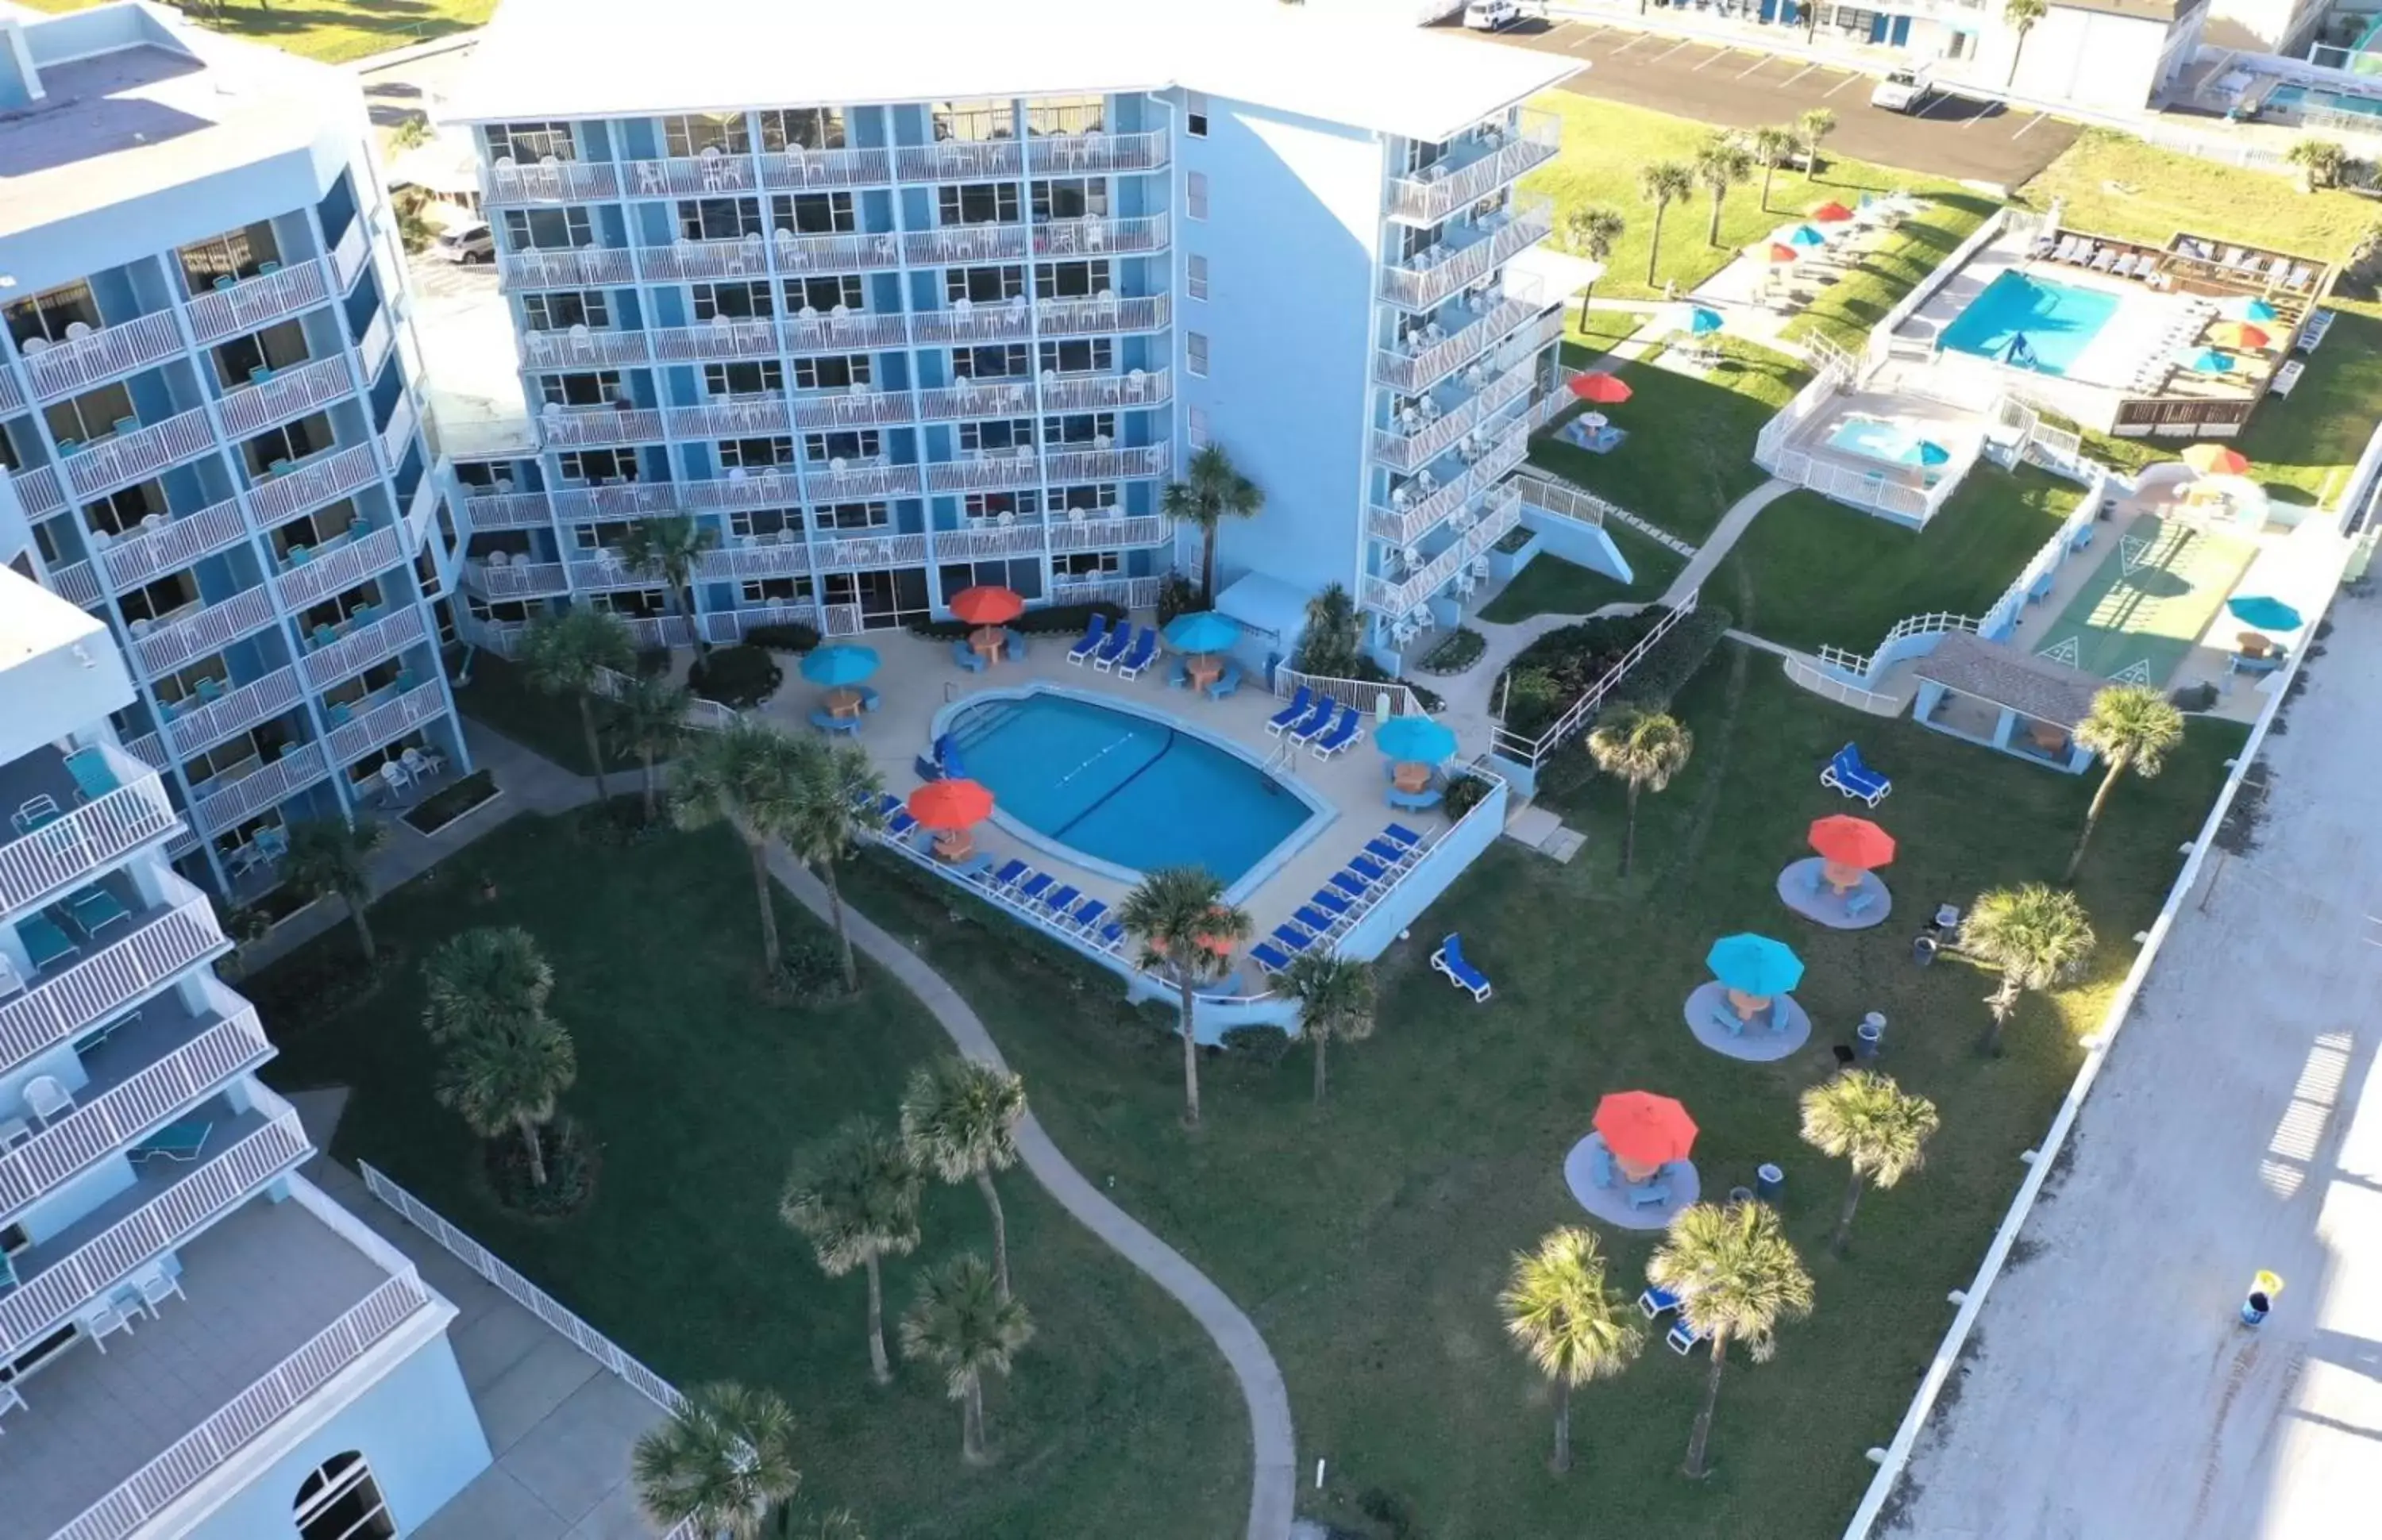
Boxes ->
[1463,0,1524,30]
[1871,66,1934,114]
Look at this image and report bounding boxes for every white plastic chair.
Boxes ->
[133,1265,187,1319]
[23,1076,74,1127]
[401,747,437,781]
[83,1299,137,1353]
[380,760,413,798]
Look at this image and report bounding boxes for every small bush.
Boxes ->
[1500,668,1566,738]
[743,621,822,653]
[1443,772,1493,821]
[764,934,851,1006]
[1155,573,1201,626]
[688,644,783,708]
[403,769,500,835]
[1609,603,1734,708]
[575,795,665,846]
[1220,1024,1293,1067]
[908,601,1122,641]
[484,1115,598,1218]
[1415,627,1486,676]
[2170,680,2221,712]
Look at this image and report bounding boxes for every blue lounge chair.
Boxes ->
[64,747,119,803]
[1311,706,1363,760]
[1591,1142,1617,1188]
[951,637,987,672]
[1431,933,1492,1001]
[1093,622,1135,671]
[1250,942,1294,972]
[1042,884,1081,918]
[66,887,132,938]
[1097,920,1126,949]
[873,793,903,818]
[1068,896,1107,932]
[18,914,78,973]
[1820,742,1891,808]
[1640,1285,1682,1319]
[130,1120,214,1163]
[1266,686,1315,736]
[1627,1177,1673,1209]
[885,810,918,839]
[1308,887,1353,921]
[1383,823,1424,850]
[1287,698,1339,745]
[1364,836,1410,867]
[985,859,1029,891]
[1271,924,1312,955]
[1293,904,1338,937]
[1667,1318,1708,1355]
[1114,629,1158,680]
[1205,662,1243,700]
[1015,872,1054,904]
[1348,853,1391,885]
[1325,869,1370,900]
[946,851,994,880]
[1067,612,1112,664]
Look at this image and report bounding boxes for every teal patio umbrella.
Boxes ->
[799,645,881,687]
[2226,595,2303,632]
[1687,306,1725,336]
[2226,295,2279,324]
[1374,715,1459,764]
[1162,610,1242,654]
[1706,933,1805,996]
[2180,348,2235,374]
[1788,224,1828,247]
[1904,437,1951,468]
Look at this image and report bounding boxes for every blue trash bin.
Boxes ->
[1755,1163,1784,1202]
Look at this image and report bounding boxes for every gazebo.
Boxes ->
[1910,631,2099,774]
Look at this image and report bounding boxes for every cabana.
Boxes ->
[1910,631,2100,774]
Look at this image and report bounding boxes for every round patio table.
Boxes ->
[1392,762,1432,793]
[1188,656,1222,691]
[969,626,1005,664]
[1820,858,1864,894]
[932,827,976,861]
[825,687,863,718]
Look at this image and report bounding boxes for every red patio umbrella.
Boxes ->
[1567,372,1632,405]
[908,778,995,830]
[948,585,1025,626]
[2181,443,2251,477]
[1810,200,1856,222]
[1594,1091,1698,1166]
[1808,814,1896,870]
[1763,242,1798,263]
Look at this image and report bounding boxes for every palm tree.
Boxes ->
[1498,1226,1644,1474]
[284,816,390,962]
[901,1057,1027,1299]
[781,736,885,993]
[898,1252,1035,1465]
[1637,160,1694,286]
[617,514,718,653]
[1558,206,1627,332]
[1118,867,1251,1128]
[1796,107,1837,183]
[2004,0,2049,88]
[1293,583,1361,678]
[1585,707,1693,878]
[1648,1201,1815,1479]
[435,1013,576,1188]
[1799,1072,1941,1254]
[1279,952,1376,1107]
[672,722,811,976]
[1694,133,1752,248]
[630,1381,802,1540]
[606,672,692,823]
[1963,884,2095,1055]
[781,1117,923,1384]
[1749,126,1796,213]
[1161,443,1264,603]
[2066,683,2186,880]
[2287,137,2349,192]
[422,926,552,1045]
[519,608,635,798]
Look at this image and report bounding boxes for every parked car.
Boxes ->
[432,222,495,264]
[1463,0,1537,31]
[1871,66,1935,114]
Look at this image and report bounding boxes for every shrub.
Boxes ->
[688,644,782,708]
[1220,1024,1293,1067]
[1609,603,1734,708]
[484,1114,598,1217]
[743,621,822,653]
[575,795,665,846]
[402,769,500,835]
[1492,525,1534,554]
[1156,573,1201,626]
[1415,627,1486,676]
[2170,680,2220,712]
[1293,583,1363,677]
[1499,668,1566,738]
[1443,772,1493,821]
[764,934,850,1005]
[907,601,1122,641]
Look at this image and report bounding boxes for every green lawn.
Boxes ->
[1563,308,1650,364]
[1523,94,1987,303]
[1781,194,2000,354]
[257,819,1246,1537]
[1478,526,1686,624]
[448,651,640,777]
[2014,129,2380,270]
[22,0,493,63]
[836,654,2244,1538]
[1721,467,2083,655]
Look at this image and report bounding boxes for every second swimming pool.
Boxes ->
[1940,269,2118,376]
[945,690,1313,885]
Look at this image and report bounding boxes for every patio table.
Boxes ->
[1188,656,1222,691]
[932,828,977,861]
[1392,762,1432,794]
[969,626,1006,664]
[825,687,864,718]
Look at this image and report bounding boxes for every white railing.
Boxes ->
[1368,429,1529,547]
[498,247,636,288]
[218,356,354,438]
[0,362,17,412]
[131,584,279,676]
[1814,610,1977,683]
[122,734,168,772]
[0,745,179,919]
[162,666,303,757]
[896,139,1023,181]
[326,682,449,766]
[484,157,621,204]
[248,444,381,526]
[183,262,330,346]
[275,525,407,611]
[635,239,774,283]
[644,320,777,363]
[1032,214,1170,258]
[908,305,1035,346]
[1026,128,1170,174]
[1782,653,1906,715]
[9,464,67,518]
[926,455,1041,494]
[0,890,225,1077]
[194,742,330,834]
[1374,289,1549,395]
[805,462,923,501]
[1046,576,1161,611]
[1047,513,1170,552]
[697,603,820,644]
[789,390,919,430]
[1387,110,1563,225]
[915,380,1037,422]
[904,224,1030,265]
[759,144,894,189]
[328,217,371,294]
[678,472,804,511]
[771,229,904,273]
[1493,591,1701,765]
[96,499,248,592]
[696,541,813,581]
[783,309,910,352]
[812,530,928,569]
[667,398,793,440]
[619,615,696,652]
[358,306,395,386]
[621,153,754,197]
[1035,293,1171,338]
[1270,668,1428,722]
[469,560,572,599]
[21,311,186,402]
[539,406,665,449]
[379,393,419,470]
[1045,445,1170,483]
[463,491,557,529]
[1360,484,1524,617]
[1040,368,1172,413]
[522,327,653,368]
[1371,366,1533,473]
[54,1269,434,1540]
[1765,448,1933,523]
[1378,198,1555,312]
[61,409,216,500]
[47,560,101,610]
[566,553,657,592]
[547,482,680,522]
[303,605,429,691]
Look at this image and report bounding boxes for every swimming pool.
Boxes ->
[1827,416,1919,465]
[1939,269,2119,376]
[2268,83,2382,119]
[944,689,1317,887]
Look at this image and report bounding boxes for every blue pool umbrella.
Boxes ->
[1688,306,1725,336]
[1906,438,1951,468]
[1373,715,1459,764]
[2180,348,2236,374]
[2226,296,2279,324]
[1706,934,1805,996]
[799,645,881,686]
[2226,595,2303,632]
[1789,224,1828,247]
[1162,610,1241,654]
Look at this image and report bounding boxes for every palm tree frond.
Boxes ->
[900,1057,1027,1183]
[1648,1200,1815,1346]
[780,1116,923,1276]
[896,1252,1035,1399]
[1800,1071,1941,1188]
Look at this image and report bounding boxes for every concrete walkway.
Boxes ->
[1664,477,1797,606]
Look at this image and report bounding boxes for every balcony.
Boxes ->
[466,558,571,599]
[329,215,375,295]
[380,391,418,469]
[773,230,903,273]
[325,680,448,766]
[1387,110,1563,226]
[538,404,667,449]
[1374,288,1551,395]
[760,144,894,190]
[247,443,382,526]
[783,309,911,352]
[805,461,923,501]
[498,247,637,289]
[637,238,773,283]
[564,552,652,592]
[1368,414,1533,548]
[60,409,217,501]
[916,379,1036,422]
[0,743,178,921]
[19,313,187,404]
[158,666,303,757]
[191,741,331,834]
[1040,368,1172,413]
[48,560,101,610]
[938,512,1169,560]
[272,523,407,611]
[129,585,279,677]
[908,302,1035,346]
[92,499,247,593]
[812,529,927,569]
[1050,512,1170,552]
[8,464,67,518]
[678,472,803,511]
[301,605,429,691]
[926,452,1042,494]
[622,152,756,197]
[217,355,355,438]
[0,876,226,1078]
[461,490,558,529]
[357,306,396,385]
[1035,293,1170,339]
[904,224,1028,266]
[1359,483,1524,617]
[522,327,654,368]
[0,360,19,412]
[896,140,1023,181]
[1370,363,1535,475]
[789,389,918,429]
[619,615,694,652]
[696,541,813,582]
[700,601,820,644]
[547,482,680,522]
[184,263,330,347]
[1032,214,1170,259]
[1026,129,1170,175]
[1378,197,1555,313]
[668,398,793,439]
[1046,445,1170,482]
[484,157,622,205]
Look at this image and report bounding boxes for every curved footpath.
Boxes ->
[765,849,1301,1540]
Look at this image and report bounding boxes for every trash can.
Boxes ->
[2241,1292,2272,1326]
[1912,935,1937,967]
[1728,1185,1754,1206]
[1755,1163,1784,1202]
[1856,1013,1885,1060]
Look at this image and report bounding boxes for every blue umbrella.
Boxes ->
[2227,296,2279,324]
[1162,610,1241,653]
[1706,934,1804,996]
[1904,438,1951,468]
[2226,595,2303,632]
[1373,715,1459,764]
[1789,224,1828,247]
[2180,348,2235,374]
[1688,306,1725,336]
[800,645,880,687]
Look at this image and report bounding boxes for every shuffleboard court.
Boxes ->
[2031,514,2253,686]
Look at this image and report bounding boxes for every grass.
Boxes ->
[21,0,494,64]
[448,652,638,776]
[1563,308,1649,364]
[1720,466,2083,656]
[837,652,2244,1538]
[1781,194,2000,353]
[1478,523,1686,623]
[256,816,1247,1538]
[1523,93,1987,304]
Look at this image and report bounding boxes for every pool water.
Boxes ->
[946,691,1310,884]
[1940,269,2119,376]
[1827,416,1918,464]
[2269,83,2382,117]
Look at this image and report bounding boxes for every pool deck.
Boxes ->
[1777,385,1983,497]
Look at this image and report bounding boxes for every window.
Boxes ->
[1186,331,1209,378]
[677,198,765,242]
[502,207,593,251]
[1185,90,1208,138]
[1025,94,1105,136]
[958,418,1034,452]
[692,281,773,321]
[1187,405,1209,448]
[1054,551,1120,578]
[955,345,1030,379]
[663,112,750,158]
[703,360,784,398]
[1185,171,1208,221]
[1054,482,1116,512]
[241,415,328,476]
[1039,338,1112,375]
[773,191,854,234]
[487,121,576,164]
[1033,260,1109,300]
[815,501,888,530]
[719,437,795,469]
[590,589,669,618]
[804,429,880,463]
[178,222,280,295]
[939,183,1020,226]
[46,382,135,446]
[792,354,871,391]
[522,291,611,332]
[1031,179,1108,221]
[83,483,161,538]
[570,520,634,551]
[742,576,813,602]
[558,449,639,483]
[730,506,799,538]
[1040,412,1113,446]
[295,1452,395,1540]
[5,280,99,346]
[1186,253,1209,302]
[785,275,865,314]
[933,99,1012,143]
[945,266,1025,304]
[760,107,846,152]
[965,491,1039,520]
[536,370,620,408]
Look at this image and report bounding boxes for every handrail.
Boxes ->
[1269,668,1427,722]
[1493,592,1700,765]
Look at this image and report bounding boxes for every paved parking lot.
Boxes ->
[1442,17,2080,188]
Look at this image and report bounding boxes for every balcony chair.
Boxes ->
[129,1119,214,1163]
[13,794,64,834]
[22,1075,75,1127]
[81,1299,140,1352]
[17,915,79,974]
[132,1265,188,1319]
[65,887,133,938]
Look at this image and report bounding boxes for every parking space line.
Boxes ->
[1648,38,1697,63]
[1779,62,1820,87]
[1736,53,1780,79]
[1693,47,1737,71]
[1914,91,1957,119]
[1823,71,1861,97]
[1607,32,1650,52]
[2011,111,2051,139]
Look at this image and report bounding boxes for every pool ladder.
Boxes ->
[1266,735,1301,779]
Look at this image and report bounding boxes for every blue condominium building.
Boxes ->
[0,3,469,907]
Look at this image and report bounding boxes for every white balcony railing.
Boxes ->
[1378,197,1555,312]
[0,1010,272,1221]
[184,262,330,346]
[908,304,1035,346]
[771,230,904,273]
[926,455,1042,494]
[915,380,1037,422]
[696,541,813,582]
[789,390,918,429]
[1360,483,1524,617]
[565,553,653,592]
[1026,128,1170,175]
[160,666,303,757]
[60,409,216,500]
[218,356,355,438]
[274,525,407,611]
[646,320,780,363]
[522,328,654,368]
[782,310,910,352]
[619,615,695,652]
[1039,368,1171,413]
[0,887,225,1078]
[48,560,102,610]
[1034,293,1170,338]
[328,218,372,294]
[1045,445,1169,482]
[130,585,279,677]
[904,224,1031,266]
[812,529,928,569]
[303,605,428,691]
[896,139,1023,181]
[622,153,755,198]
[484,157,621,205]
[461,491,558,529]
[498,247,636,289]
[1048,512,1171,552]
[804,462,922,501]
[1387,111,1563,226]
[636,239,773,283]
[677,473,804,511]
[357,307,395,386]
[1368,419,1532,547]
[667,398,792,440]
[247,444,382,526]
[0,360,21,412]
[326,681,448,766]
[1370,364,1534,474]
[1374,290,1549,395]
[468,560,571,599]
[539,406,666,449]
[194,742,330,834]
[379,392,418,469]
[934,514,1170,562]
[0,745,179,921]
[759,144,894,190]
[8,465,67,518]
[546,483,680,522]
[20,312,186,403]
[1031,214,1170,258]
[698,602,820,643]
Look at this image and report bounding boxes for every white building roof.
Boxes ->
[449,0,1580,144]
[0,562,106,670]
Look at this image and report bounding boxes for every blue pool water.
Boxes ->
[2269,83,2382,119]
[946,691,1311,884]
[1940,269,2119,376]
[1827,417,1916,464]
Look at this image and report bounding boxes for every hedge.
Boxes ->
[688,644,783,708]
[1609,603,1735,709]
[907,600,1124,641]
[742,621,821,653]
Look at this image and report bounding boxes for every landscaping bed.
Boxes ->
[1414,627,1486,676]
[401,769,501,836]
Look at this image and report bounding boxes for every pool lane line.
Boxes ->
[1049,726,1181,844]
